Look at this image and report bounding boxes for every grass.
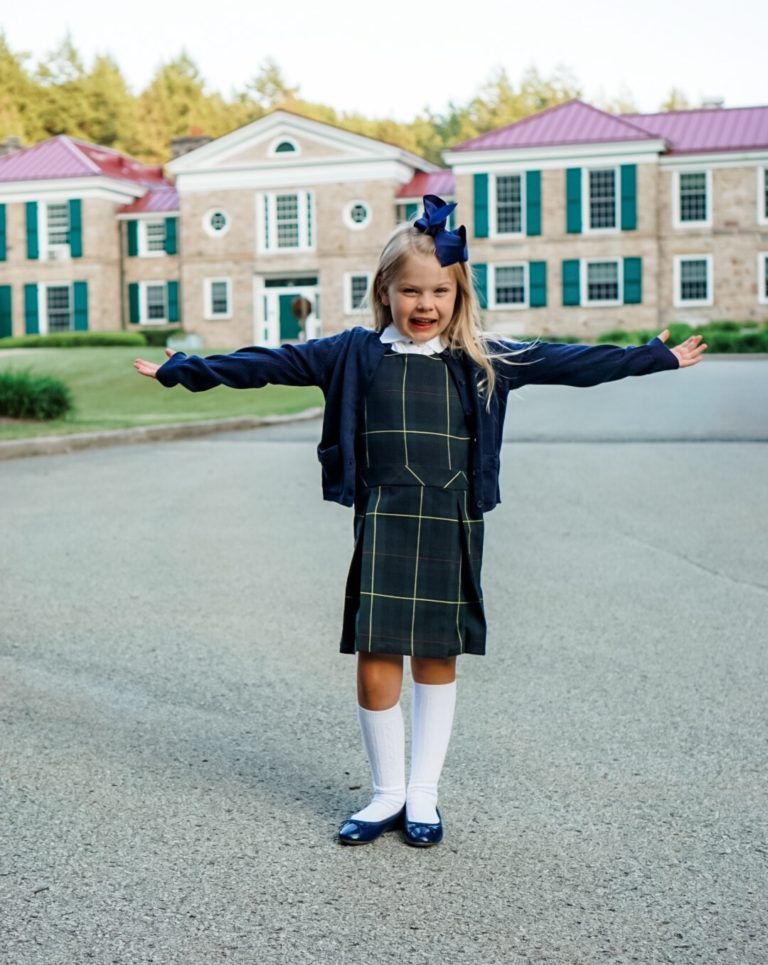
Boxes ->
[0,347,324,440]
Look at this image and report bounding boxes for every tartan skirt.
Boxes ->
[339,352,487,658]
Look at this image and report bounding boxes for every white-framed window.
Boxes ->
[674,170,711,228]
[758,168,768,225]
[140,282,168,323]
[491,173,525,236]
[42,202,71,260]
[258,192,314,252]
[489,263,528,309]
[582,259,622,306]
[343,201,371,230]
[202,209,230,238]
[43,283,73,332]
[204,278,232,319]
[268,137,299,157]
[344,272,371,314]
[139,220,166,256]
[758,253,768,304]
[674,255,713,307]
[584,167,619,232]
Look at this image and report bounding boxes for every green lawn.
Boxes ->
[0,348,324,440]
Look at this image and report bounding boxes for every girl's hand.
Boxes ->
[656,329,708,368]
[134,348,176,379]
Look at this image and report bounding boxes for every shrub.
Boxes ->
[0,331,146,348]
[142,327,184,347]
[0,370,74,419]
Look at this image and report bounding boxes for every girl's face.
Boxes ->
[381,251,458,343]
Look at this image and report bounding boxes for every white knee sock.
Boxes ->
[406,680,457,824]
[351,702,406,822]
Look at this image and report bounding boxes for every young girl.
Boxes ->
[134,195,707,848]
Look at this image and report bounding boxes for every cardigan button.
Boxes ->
[475,500,483,509]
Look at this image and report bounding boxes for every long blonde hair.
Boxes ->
[369,222,533,405]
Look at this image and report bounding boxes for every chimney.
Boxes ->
[170,133,213,160]
[0,136,22,157]
[701,97,725,109]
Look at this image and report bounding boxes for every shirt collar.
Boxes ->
[379,325,448,356]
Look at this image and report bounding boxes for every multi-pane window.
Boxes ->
[46,285,72,331]
[145,284,167,321]
[588,169,617,229]
[210,281,229,315]
[586,260,620,302]
[144,221,166,253]
[46,203,70,246]
[494,265,526,305]
[261,192,313,251]
[679,172,708,223]
[678,258,710,302]
[495,175,523,234]
[760,254,768,303]
[345,273,370,313]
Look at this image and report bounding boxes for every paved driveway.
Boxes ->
[2,362,766,964]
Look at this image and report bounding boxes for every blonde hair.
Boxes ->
[369,222,533,405]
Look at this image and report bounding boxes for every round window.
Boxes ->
[203,209,230,237]
[344,202,371,230]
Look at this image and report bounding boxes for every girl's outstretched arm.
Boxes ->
[135,348,175,379]
[656,329,708,367]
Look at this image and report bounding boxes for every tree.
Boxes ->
[0,32,40,142]
[660,88,693,111]
[80,54,138,149]
[242,58,299,111]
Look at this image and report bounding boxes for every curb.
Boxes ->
[0,407,324,461]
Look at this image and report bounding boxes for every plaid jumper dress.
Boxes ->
[340,350,486,658]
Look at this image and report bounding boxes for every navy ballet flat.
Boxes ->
[403,808,443,847]
[338,806,405,845]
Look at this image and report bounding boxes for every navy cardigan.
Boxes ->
[156,327,679,513]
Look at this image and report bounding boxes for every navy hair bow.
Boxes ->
[414,194,468,267]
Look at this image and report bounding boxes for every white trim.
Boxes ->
[0,176,144,204]
[138,219,167,257]
[116,209,179,221]
[342,200,371,231]
[758,167,768,225]
[443,140,667,170]
[582,258,623,307]
[758,253,768,305]
[173,159,425,193]
[256,190,314,254]
[253,275,322,347]
[583,166,620,234]
[673,255,714,308]
[661,150,768,169]
[343,272,371,314]
[488,262,529,310]
[38,282,73,335]
[489,172,525,238]
[137,280,169,324]
[40,201,71,263]
[202,208,230,238]
[268,136,300,158]
[203,278,232,320]
[673,169,712,229]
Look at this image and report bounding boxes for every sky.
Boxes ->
[2,0,766,120]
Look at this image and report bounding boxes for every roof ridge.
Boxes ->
[624,103,768,119]
[57,134,102,174]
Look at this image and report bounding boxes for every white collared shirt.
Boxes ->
[379,325,448,356]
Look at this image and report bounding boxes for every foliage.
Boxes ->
[0,369,73,419]
[141,327,183,347]
[0,331,147,347]
[596,323,768,352]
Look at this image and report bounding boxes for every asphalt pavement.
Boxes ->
[1,361,766,964]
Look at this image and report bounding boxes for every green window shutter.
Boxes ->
[526,171,541,236]
[26,202,39,260]
[128,283,140,324]
[404,203,418,221]
[620,165,637,231]
[474,174,489,238]
[24,283,39,333]
[0,204,6,261]
[562,260,581,306]
[164,217,178,255]
[472,263,488,309]
[566,168,582,234]
[127,220,139,257]
[623,257,642,304]
[0,285,12,338]
[73,281,88,330]
[529,261,547,307]
[167,281,180,322]
[69,199,83,257]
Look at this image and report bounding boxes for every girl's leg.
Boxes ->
[407,656,458,824]
[350,653,406,822]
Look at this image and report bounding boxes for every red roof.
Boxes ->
[621,105,768,154]
[0,135,167,186]
[120,186,180,214]
[452,100,657,152]
[396,170,455,199]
